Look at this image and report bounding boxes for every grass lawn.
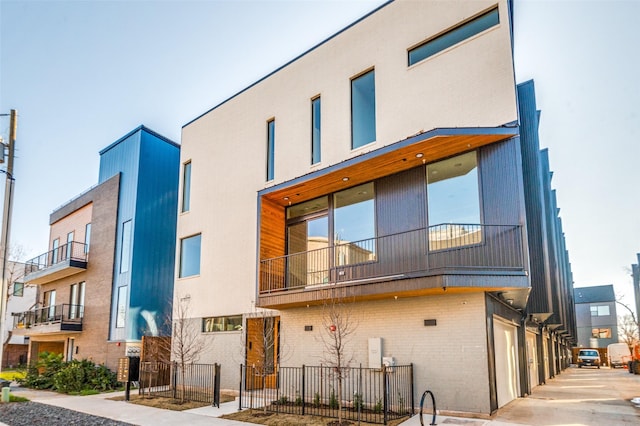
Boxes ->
[0,369,25,382]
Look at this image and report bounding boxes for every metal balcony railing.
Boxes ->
[12,303,84,329]
[24,241,88,276]
[260,224,524,294]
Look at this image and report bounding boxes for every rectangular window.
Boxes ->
[351,70,376,149]
[408,6,500,66]
[591,328,611,339]
[66,232,74,259]
[84,223,91,254]
[427,151,481,250]
[180,234,202,278]
[116,286,127,328]
[52,238,60,265]
[182,161,192,213]
[266,119,275,181]
[311,97,321,164]
[202,315,243,332]
[590,305,610,317]
[120,220,132,273]
[44,289,56,319]
[12,282,24,297]
[334,182,376,265]
[69,282,85,319]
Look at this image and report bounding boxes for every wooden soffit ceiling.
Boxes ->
[261,126,517,207]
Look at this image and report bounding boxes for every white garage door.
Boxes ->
[526,331,539,389]
[494,318,519,408]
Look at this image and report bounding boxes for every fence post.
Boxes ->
[301,365,305,416]
[410,363,414,415]
[172,361,177,399]
[383,364,388,425]
[238,364,243,411]
[213,363,221,408]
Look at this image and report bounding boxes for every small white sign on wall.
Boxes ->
[368,337,382,369]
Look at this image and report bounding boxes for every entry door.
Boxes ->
[287,216,329,287]
[526,332,539,389]
[493,319,519,408]
[245,316,280,390]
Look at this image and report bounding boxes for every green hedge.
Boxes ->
[18,352,119,393]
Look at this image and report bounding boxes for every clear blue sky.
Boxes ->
[1,0,639,306]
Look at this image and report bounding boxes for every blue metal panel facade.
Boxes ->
[98,126,179,341]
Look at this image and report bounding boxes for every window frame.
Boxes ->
[12,282,24,297]
[266,119,275,181]
[311,96,321,165]
[182,161,192,213]
[120,220,132,273]
[350,69,376,150]
[116,286,127,328]
[590,304,610,317]
[408,6,500,66]
[202,315,243,333]
[179,233,202,278]
[84,223,91,254]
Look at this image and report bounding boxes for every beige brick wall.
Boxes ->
[27,175,121,370]
[279,292,491,414]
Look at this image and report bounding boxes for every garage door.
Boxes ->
[526,331,539,389]
[494,318,519,408]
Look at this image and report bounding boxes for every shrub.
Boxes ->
[329,390,338,409]
[18,353,118,394]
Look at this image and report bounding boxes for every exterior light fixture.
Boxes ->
[415,153,424,158]
[342,177,349,182]
[283,197,289,200]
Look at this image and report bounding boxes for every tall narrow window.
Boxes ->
[311,97,321,164]
[182,161,192,213]
[180,234,202,278]
[120,220,132,273]
[12,282,24,297]
[51,238,60,265]
[334,183,376,265]
[44,289,56,319]
[266,119,275,181]
[66,232,74,259]
[116,286,127,328]
[408,7,499,66]
[84,223,91,254]
[427,151,481,250]
[351,70,376,149]
[69,282,85,319]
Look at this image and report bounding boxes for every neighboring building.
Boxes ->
[176,0,575,416]
[574,285,619,349]
[13,126,179,369]
[632,253,640,337]
[2,261,37,368]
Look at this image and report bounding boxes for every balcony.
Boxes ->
[259,224,528,308]
[23,242,88,284]
[12,304,84,335]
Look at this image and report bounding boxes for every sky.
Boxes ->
[1,0,639,307]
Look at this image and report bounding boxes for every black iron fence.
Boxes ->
[24,241,88,276]
[12,303,83,329]
[139,361,221,406]
[260,224,524,293]
[239,364,413,424]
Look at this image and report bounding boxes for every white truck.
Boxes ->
[607,343,631,368]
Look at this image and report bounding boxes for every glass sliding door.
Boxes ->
[333,183,376,266]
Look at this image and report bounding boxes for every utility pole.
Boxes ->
[0,109,17,375]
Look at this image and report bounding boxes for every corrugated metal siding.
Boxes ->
[376,167,426,236]
[130,131,179,339]
[517,81,552,316]
[99,131,141,342]
[478,139,522,226]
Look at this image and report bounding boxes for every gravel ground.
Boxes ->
[0,401,134,426]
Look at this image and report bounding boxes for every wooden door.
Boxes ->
[245,316,280,390]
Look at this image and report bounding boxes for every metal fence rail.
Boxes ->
[24,241,88,275]
[239,364,413,424]
[139,362,221,406]
[12,303,83,329]
[260,224,523,293]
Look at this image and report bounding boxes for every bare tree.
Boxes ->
[619,314,639,349]
[319,290,358,425]
[244,308,281,414]
[2,245,30,357]
[171,293,209,402]
[616,299,640,341]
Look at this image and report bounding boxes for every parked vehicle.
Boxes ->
[577,349,601,368]
[607,343,631,368]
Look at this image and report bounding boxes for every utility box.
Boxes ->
[383,356,396,372]
[368,337,382,369]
